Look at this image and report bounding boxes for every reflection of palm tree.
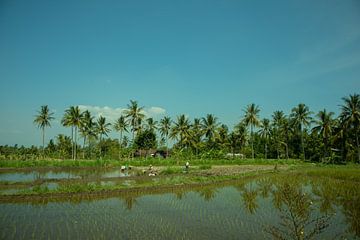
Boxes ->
[198,187,218,202]
[267,182,331,240]
[242,187,258,214]
[124,196,137,210]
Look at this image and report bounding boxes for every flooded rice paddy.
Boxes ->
[0,167,359,239]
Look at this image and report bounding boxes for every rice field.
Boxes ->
[0,167,359,239]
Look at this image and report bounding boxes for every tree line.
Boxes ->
[1,94,359,163]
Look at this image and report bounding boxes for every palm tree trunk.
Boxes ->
[74,126,77,160]
[71,127,74,160]
[83,136,86,159]
[166,135,169,158]
[265,142,267,159]
[42,127,45,159]
[119,131,123,160]
[356,131,360,163]
[251,125,254,159]
[301,131,305,161]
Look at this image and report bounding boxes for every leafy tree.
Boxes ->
[243,103,261,159]
[134,129,157,152]
[340,94,360,162]
[33,105,54,153]
[290,103,312,160]
[145,117,158,132]
[96,116,111,141]
[80,110,97,158]
[272,111,286,159]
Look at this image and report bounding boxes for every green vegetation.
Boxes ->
[1,94,359,165]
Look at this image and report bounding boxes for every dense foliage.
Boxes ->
[1,94,359,163]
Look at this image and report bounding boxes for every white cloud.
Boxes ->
[78,105,166,123]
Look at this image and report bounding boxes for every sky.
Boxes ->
[0,0,359,146]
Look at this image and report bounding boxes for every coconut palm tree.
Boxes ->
[340,94,360,162]
[33,105,54,154]
[312,109,335,160]
[201,114,220,144]
[61,106,83,160]
[191,118,204,155]
[170,114,191,149]
[258,118,271,159]
[290,103,312,160]
[272,111,286,159]
[113,115,128,159]
[79,110,96,159]
[159,116,171,156]
[146,117,158,132]
[243,103,260,159]
[124,100,145,144]
[96,116,111,141]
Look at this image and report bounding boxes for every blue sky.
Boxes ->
[0,0,359,146]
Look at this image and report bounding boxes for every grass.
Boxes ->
[0,158,304,168]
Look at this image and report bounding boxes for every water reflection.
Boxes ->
[0,173,359,239]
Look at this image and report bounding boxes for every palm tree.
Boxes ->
[258,118,271,159]
[290,103,312,160]
[61,106,83,160]
[124,100,145,144]
[96,116,111,158]
[113,115,128,159]
[243,103,260,159]
[33,105,54,154]
[96,116,111,141]
[312,109,335,160]
[201,114,220,144]
[272,111,286,159]
[170,114,191,149]
[340,94,360,162]
[159,116,171,156]
[146,117,158,132]
[79,110,96,159]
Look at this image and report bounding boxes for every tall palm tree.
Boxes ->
[312,109,335,160]
[170,114,191,149]
[258,118,271,159]
[96,116,111,141]
[272,111,286,159]
[243,103,260,159]
[340,94,360,162]
[79,110,96,159]
[61,106,83,160]
[114,115,128,159]
[146,117,158,132]
[201,114,220,144]
[159,116,171,156]
[124,100,145,144]
[33,105,54,153]
[290,103,312,160]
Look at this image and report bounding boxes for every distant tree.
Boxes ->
[96,116,111,142]
[170,114,191,149]
[33,105,54,154]
[114,115,128,159]
[243,104,261,159]
[259,118,271,159]
[312,109,335,160]
[290,103,312,160]
[159,116,171,156]
[201,114,220,145]
[340,94,360,162]
[134,129,157,153]
[62,106,83,160]
[80,110,97,159]
[272,111,286,159]
[146,117,158,132]
[124,100,145,144]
